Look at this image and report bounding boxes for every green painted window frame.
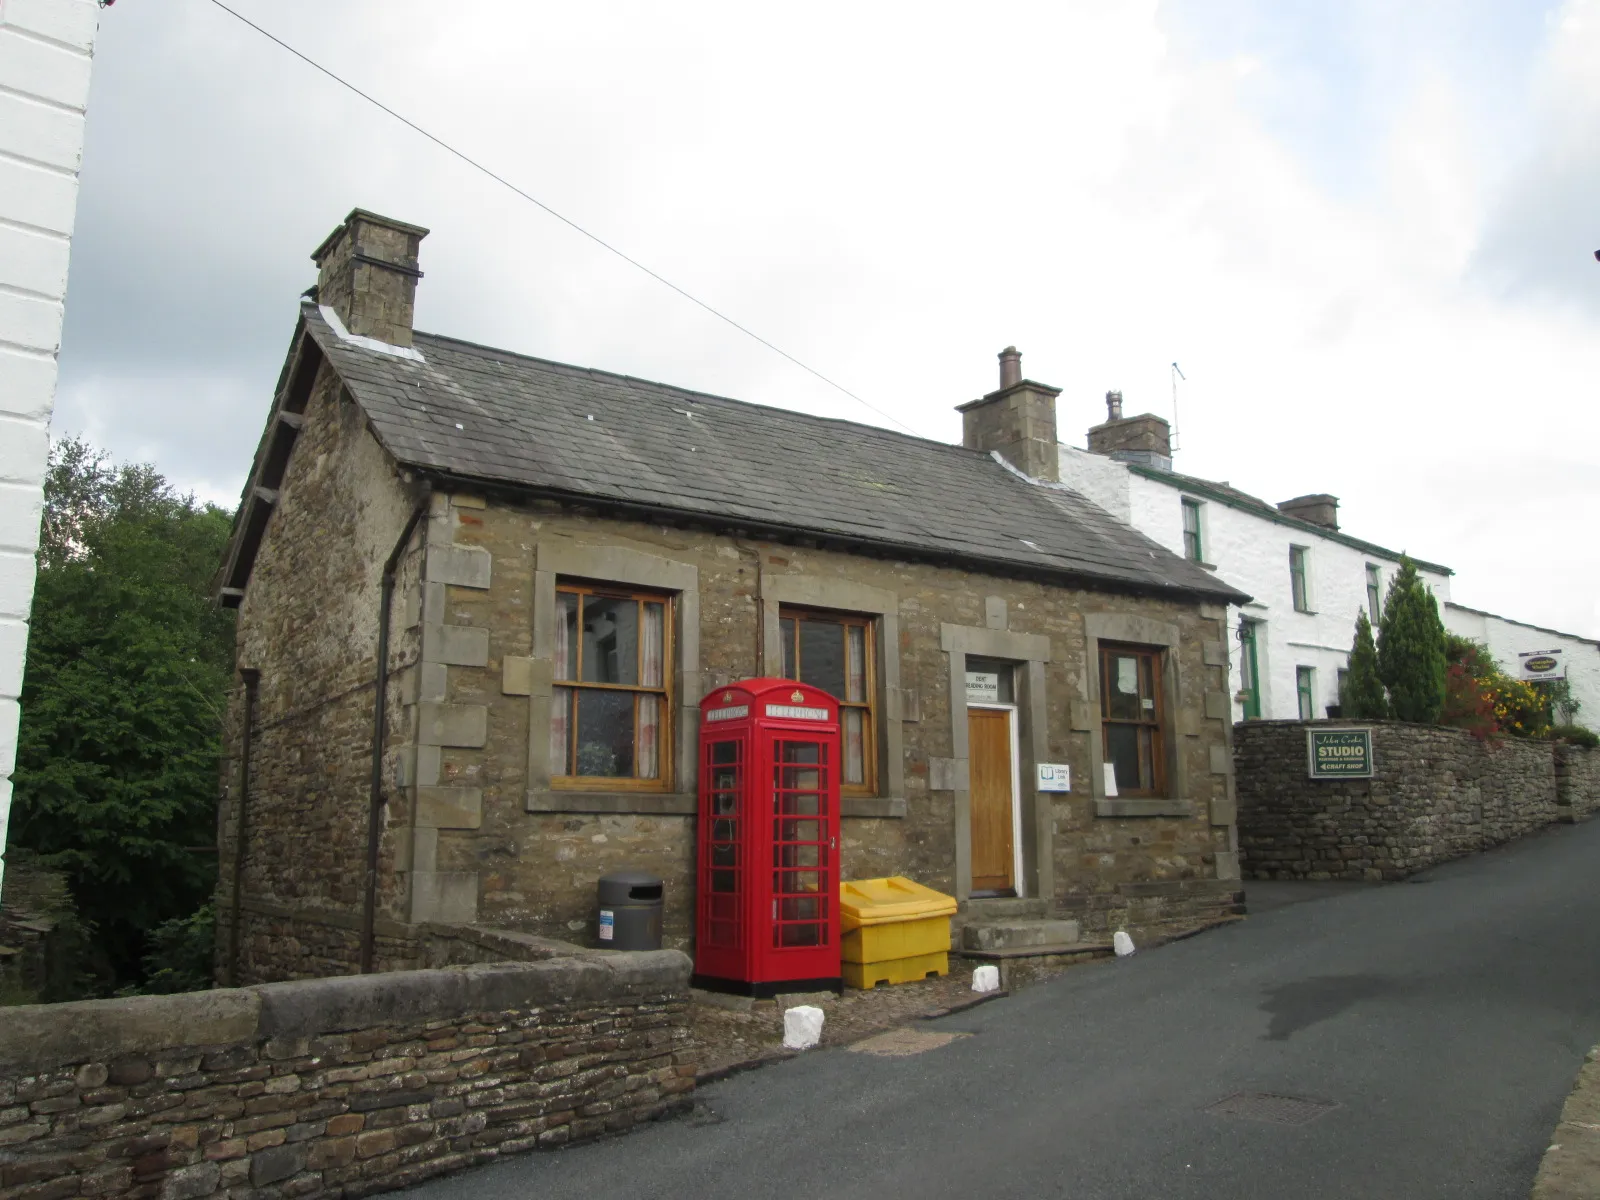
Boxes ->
[1181,498,1203,563]
[1296,665,1315,720]
[1289,546,1311,612]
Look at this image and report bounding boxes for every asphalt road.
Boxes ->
[412,818,1600,1200]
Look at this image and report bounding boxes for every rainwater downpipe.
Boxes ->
[360,492,431,975]
[228,668,260,987]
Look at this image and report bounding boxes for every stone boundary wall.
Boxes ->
[1555,743,1600,823]
[1235,721,1597,881]
[0,951,695,1199]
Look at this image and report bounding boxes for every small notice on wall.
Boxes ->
[1307,728,1374,779]
[1102,762,1119,797]
[966,672,999,703]
[1037,763,1072,792]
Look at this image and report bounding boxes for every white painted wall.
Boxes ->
[1443,603,1600,730]
[0,0,101,897]
[1060,445,1453,721]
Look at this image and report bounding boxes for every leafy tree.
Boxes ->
[1376,556,1446,725]
[1341,610,1388,719]
[10,439,234,989]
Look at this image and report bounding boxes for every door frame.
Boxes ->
[1240,619,1262,720]
[967,702,1024,898]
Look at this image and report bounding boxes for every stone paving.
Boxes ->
[689,969,1014,1080]
[1531,1043,1600,1200]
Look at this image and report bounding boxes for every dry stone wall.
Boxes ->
[1555,743,1600,823]
[0,952,694,1200]
[1235,721,1596,881]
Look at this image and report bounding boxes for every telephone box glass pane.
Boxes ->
[575,690,634,777]
[581,597,639,685]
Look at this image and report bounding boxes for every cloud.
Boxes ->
[53,0,1600,638]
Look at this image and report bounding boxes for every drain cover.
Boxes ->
[1204,1091,1338,1125]
[848,1028,971,1057]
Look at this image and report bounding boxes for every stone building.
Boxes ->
[213,209,1250,984]
[1058,394,1454,722]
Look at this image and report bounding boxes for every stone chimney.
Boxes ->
[1276,493,1340,530]
[956,346,1061,482]
[311,209,430,347]
[1086,391,1172,471]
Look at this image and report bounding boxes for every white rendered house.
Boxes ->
[1058,393,1453,723]
[1443,603,1600,730]
[0,0,101,895]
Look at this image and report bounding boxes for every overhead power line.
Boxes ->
[202,0,920,437]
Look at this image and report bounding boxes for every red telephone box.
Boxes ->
[692,678,842,996]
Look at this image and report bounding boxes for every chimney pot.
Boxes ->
[998,346,1022,389]
[1106,390,1124,420]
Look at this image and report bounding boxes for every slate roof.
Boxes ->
[297,302,1247,604]
[1123,463,1454,578]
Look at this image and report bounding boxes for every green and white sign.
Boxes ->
[1307,728,1373,779]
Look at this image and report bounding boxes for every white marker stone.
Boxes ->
[783,1005,825,1050]
[1114,931,1136,957]
[971,965,1001,993]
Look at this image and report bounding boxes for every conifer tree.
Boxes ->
[1342,609,1387,719]
[1376,555,1446,724]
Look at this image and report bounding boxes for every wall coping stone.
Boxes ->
[0,951,690,1070]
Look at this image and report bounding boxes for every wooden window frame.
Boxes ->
[1181,498,1204,563]
[551,582,674,793]
[777,606,878,798]
[1098,643,1167,799]
[1289,545,1311,613]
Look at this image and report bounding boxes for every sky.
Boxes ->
[54,0,1600,639]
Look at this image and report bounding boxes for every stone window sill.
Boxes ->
[1094,797,1195,818]
[526,791,696,815]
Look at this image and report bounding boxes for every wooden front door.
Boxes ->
[968,707,1016,894]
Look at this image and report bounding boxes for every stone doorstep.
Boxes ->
[961,918,1083,953]
[954,940,1111,962]
[960,897,1050,920]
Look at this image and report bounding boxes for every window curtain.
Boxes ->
[637,601,664,778]
[843,626,866,784]
[551,592,575,774]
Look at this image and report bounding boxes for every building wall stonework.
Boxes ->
[1234,720,1582,880]
[215,354,425,983]
[223,398,1246,980]
[0,0,100,900]
[402,495,1241,948]
[0,952,695,1199]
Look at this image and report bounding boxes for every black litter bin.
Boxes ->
[597,870,664,950]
